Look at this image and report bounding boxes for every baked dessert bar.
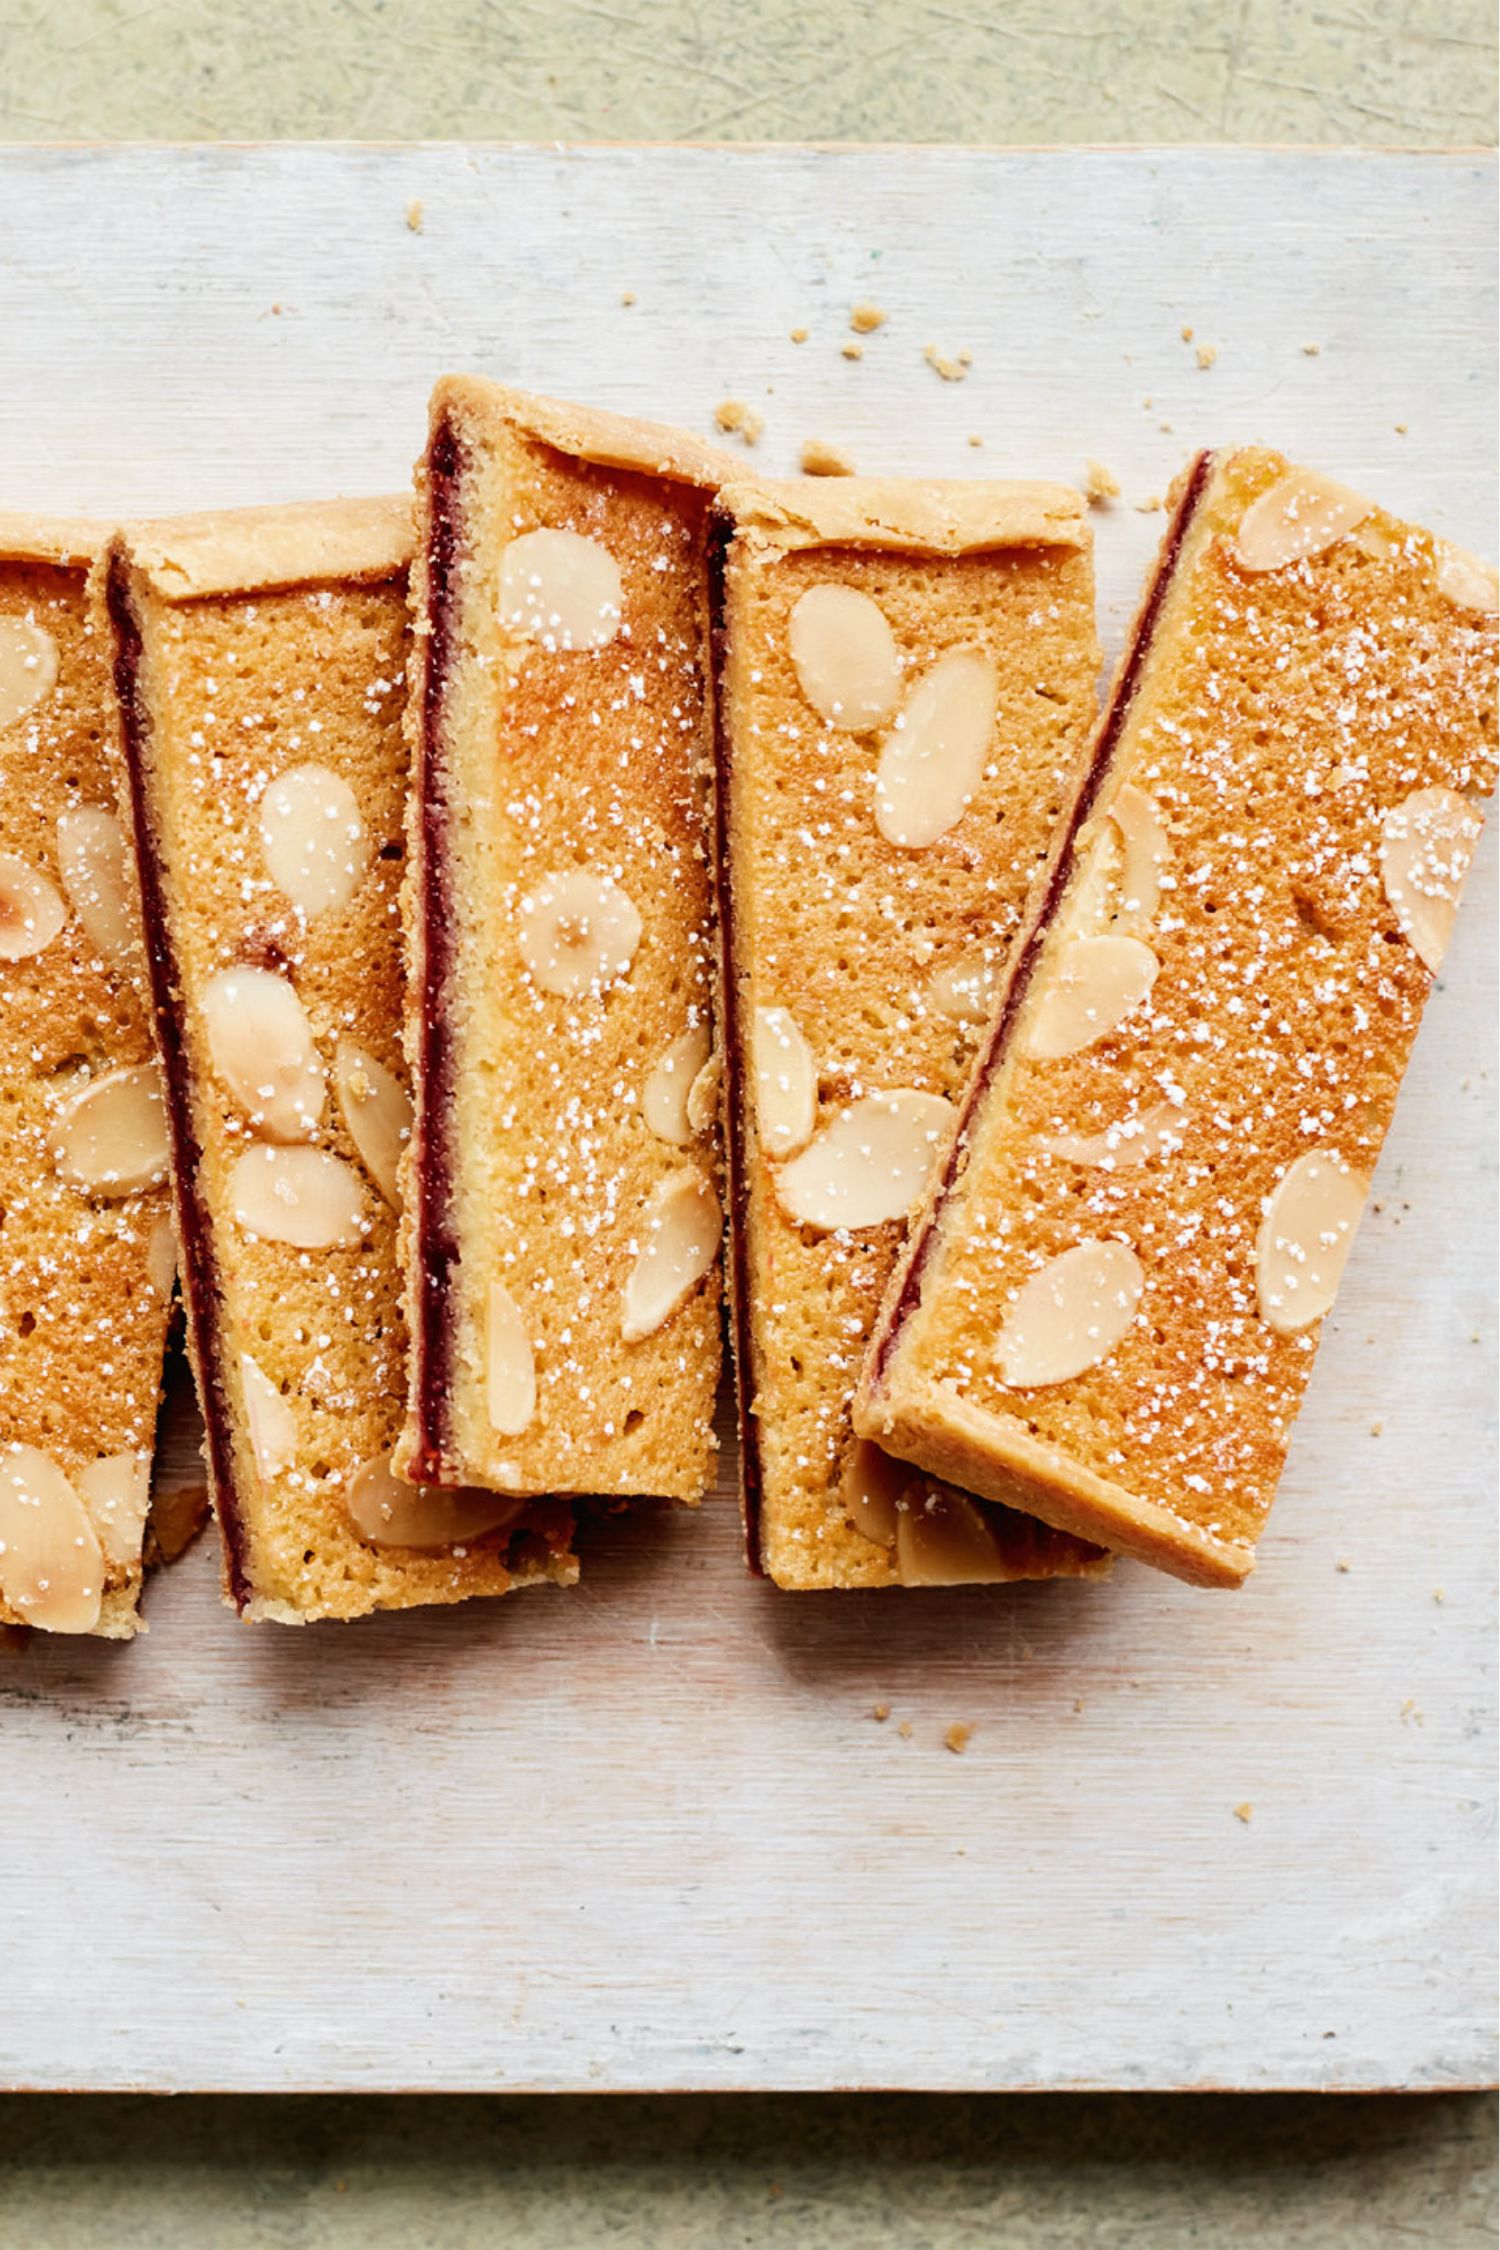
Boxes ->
[710,476,1112,1588]
[0,514,176,1636]
[399,380,734,1501]
[99,498,574,1621]
[857,448,1498,1587]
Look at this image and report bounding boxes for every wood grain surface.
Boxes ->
[0,146,1493,2094]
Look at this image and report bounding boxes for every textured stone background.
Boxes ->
[2,1,1496,2242]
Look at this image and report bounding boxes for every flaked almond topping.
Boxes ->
[1042,1098,1188,1170]
[1350,518,1403,563]
[346,1453,526,1549]
[0,850,67,961]
[1433,540,1499,615]
[0,616,59,730]
[752,1005,817,1158]
[146,1211,178,1296]
[1026,934,1158,1060]
[240,1353,298,1479]
[0,1445,103,1632]
[775,1089,955,1233]
[76,1453,152,1569]
[1108,783,1170,925]
[622,1167,721,1342]
[1380,786,1482,973]
[200,966,325,1141]
[686,1050,722,1137]
[56,808,137,965]
[926,951,1000,1025]
[52,1064,169,1197]
[500,528,623,651]
[259,763,371,920]
[518,869,642,998]
[229,1144,367,1248]
[487,1280,536,1436]
[788,584,902,731]
[334,1037,411,1206]
[840,1438,907,1546]
[996,1240,1144,1388]
[1256,1150,1367,1335]
[874,650,998,849]
[1233,469,1372,573]
[642,1024,712,1147]
[896,1486,1009,1586]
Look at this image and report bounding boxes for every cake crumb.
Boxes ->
[1196,341,1218,369]
[405,199,424,234]
[1433,1587,1446,1605]
[1180,323,1194,342]
[841,341,864,362]
[1336,1559,1351,1573]
[1370,1419,1383,1437]
[968,434,984,449]
[1233,1802,1253,1824]
[1302,342,1321,356]
[714,399,764,446]
[944,1723,972,1756]
[873,1702,890,1722]
[898,1719,914,1740]
[1084,459,1121,505]
[1134,494,1163,514]
[1400,1699,1424,1727]
[801,438,855,477]
[1073,1697,1085,1714]
[146,1482,211,1566]
[1395,421,1408,435]
[790,326,809,344]
[850,303,887,334]
[923,343,971,382]
[620,289,637,306]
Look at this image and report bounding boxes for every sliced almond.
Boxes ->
[1041,1099,1188,1170]
[75,1452,152,1570]
[896,1486,1009,1586]
[487,1280,536,1436]
[775,1089,955,1233]
[500,528,623,652]
[686,1049,722,1137]
[622,1167,722,1343]
[1233,470,1372,573]
[996,1240,1144,1388]
[874,650,999,849]
[1026,935,1158,1061]
[1433,540,1499,615]
[146,1210,178,1296]
[0,617,59,730]
[752,1005,817,1158]
[840,1439,907,1546]
[259,763,371,920]
[200,966,326,1141]
[926,950,1000,1025]
[0,850,67,961]
[1380,787,1483,973]
[52,1064,169,1197]
[788,584,902,730]
[1255,1150,1367,1336]
[56,808,137,965]
[0,1444,102,1633]
[642,1024,712,1148]
[240,1353,298,1478]
[228,1144,367,1248]
[346,1453,526,1549]
[1108,783,1170,926]
[518,869,642,998]
[334,1037,411,1206]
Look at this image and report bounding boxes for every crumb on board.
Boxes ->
[968,433,983,448]
[1337,1559,1351,1573]
[801,438,855,477]
[1134,494,1163,514]
[405,199,424,234]
[147,1482,211,1566]
[898,1720,914,1740]
[944,1723,973,1756]
[1180,323,1194,341]
[713,398,764,445]
[1084,459,1121,505]
[1303,342,1321,356]
[1073,1697,1086,1715]
[1433,1588,1446,1605]
[1233,1802,1253,1824]
[1400,1699,1424,1727]
[1370,1420,1383,1437]
[1196,341,1218,369]
[923,343,972,382]
[873,1702,891,1723]
[841,341,864,362]
[850,303,887,334]
[789,325,808,344]
[620,289,637,307]
[1395,421,1409,435]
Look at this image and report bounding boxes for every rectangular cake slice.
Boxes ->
[709,476,1111,1588]
[399,380,735,1501]
[0,514,176,1636]
[99,498,574,1621]
[857,449,1498,1588]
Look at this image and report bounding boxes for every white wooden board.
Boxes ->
[0,147,1494,2093]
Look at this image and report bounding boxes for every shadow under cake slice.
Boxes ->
[709,476,1112,1589]
[0,513,177,1637]
[856,449,1498,1587]
[399,379,736,1503]
[99,498,574,1621]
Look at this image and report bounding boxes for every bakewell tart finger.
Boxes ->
[856,449,1498,1588]
[97,498,573,1621]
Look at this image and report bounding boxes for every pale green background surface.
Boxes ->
[2,2,1496,2243]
